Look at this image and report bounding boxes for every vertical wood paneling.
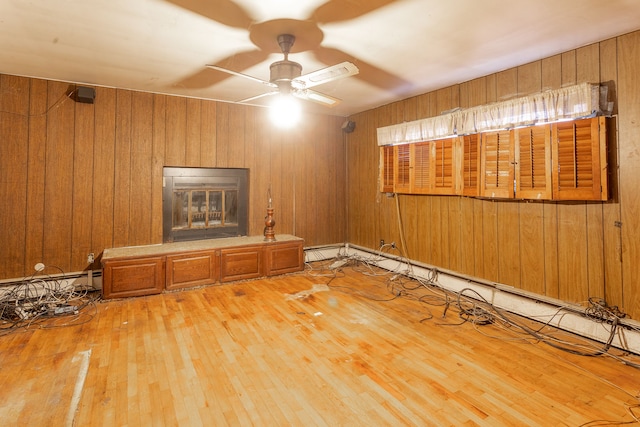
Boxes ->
[482,201,499,282]
[495,69,520,287]
[400,96,419,258]
[151,94,166,244]
[303,116,321,242]
[165,96,186,166]
[270,124,285,236]
[43,81,75,271]
[434,88,457,269]
[92,87,116,256]
[332,115,347,245]
[517,61,545,294]
[375,104,396,250]
[413,94,432,262]
[215,103,229,168]
[482,74,499,282]
[113,90,132,248]
[185,98,201,167]
[557,50,590,303]
[599,38,624,311]
[200,101,217,166]
[251,109,271,236]
[541,55,562,298]
[467,78,487,278]
[25,79,48,274]
[617,32,640,320]
[227,104,245,167]
[0,75,29,277]
[366,109,380,249]
[243,106,257,234]
[517,62,542,95]
[577,44,606,300]
[71,89,96,269]
[129,92,153,246]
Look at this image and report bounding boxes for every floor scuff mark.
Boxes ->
[285,284,330,301]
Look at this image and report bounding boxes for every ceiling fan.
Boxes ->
[206,34,359,107]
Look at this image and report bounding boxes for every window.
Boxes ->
[514,125,552,200]
[552,117,608,201]
[480,129,514,199]
[379,116,608,201]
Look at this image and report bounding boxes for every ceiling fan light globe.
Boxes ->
[270,95,301,128]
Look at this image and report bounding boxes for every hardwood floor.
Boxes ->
[1,264,639,426]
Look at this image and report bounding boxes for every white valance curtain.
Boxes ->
[377,82,602,146]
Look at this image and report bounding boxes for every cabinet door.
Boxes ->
[219,246,264,282]
[166,250,219,290]
[103,257,164,299]
[265,241,304,276]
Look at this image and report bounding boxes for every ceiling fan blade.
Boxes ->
[293,62,359,89]
[166,0,253,29]
[238,91,279,103]
[174,49,270,89]
[313,46,414,94]
[311,0,399,25]
[206,64,277,87]
[293,89,342,107]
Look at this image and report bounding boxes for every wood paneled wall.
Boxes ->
[346,31,640,320]
[0,80,346,279]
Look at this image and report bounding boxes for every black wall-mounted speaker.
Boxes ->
[75,86,96,104]
[342,120,356,133]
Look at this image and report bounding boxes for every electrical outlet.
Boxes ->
[87,253,94,264]
[380,239,385,247]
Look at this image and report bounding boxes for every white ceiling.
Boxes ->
[1,0,639,117]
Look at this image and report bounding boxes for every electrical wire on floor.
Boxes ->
[0,265,101,336]
[306,247,640,368]
[305,254,640,425]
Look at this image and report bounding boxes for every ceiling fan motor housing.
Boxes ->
[270,60,303,92]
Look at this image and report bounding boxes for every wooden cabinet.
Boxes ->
[102,256,165,299]
[220,246,263,282]
[166,250,218,291]
[101,235,304,299]
[265,240,305,276]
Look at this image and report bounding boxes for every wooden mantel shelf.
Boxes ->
[102,234,304,299]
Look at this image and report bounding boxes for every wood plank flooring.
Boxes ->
[1,265,639,426]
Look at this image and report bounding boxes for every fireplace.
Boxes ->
[162,167,249,243]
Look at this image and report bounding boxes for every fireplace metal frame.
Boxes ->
[162,167,249,243]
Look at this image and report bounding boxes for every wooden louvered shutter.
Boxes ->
[412,141,431,194]
[514,125,552,200]
[480,130,514,198]
[552,117,607,201]
[394,144,411,193]
[380,146,394,193]
[431,138,456,194]
[460,134,480,196]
